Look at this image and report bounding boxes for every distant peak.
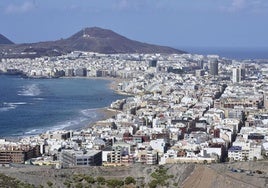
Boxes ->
[70,27,119,40]
[0,34,14,45]
[0,27,185,57]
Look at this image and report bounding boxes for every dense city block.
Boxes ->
[0,52,268,167]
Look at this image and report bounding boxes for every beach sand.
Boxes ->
[83,108,120,129]
[82,76,131,129]
[82,77,125,129]
[87,76,131,95]
[98,107,119,120]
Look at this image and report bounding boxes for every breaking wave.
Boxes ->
[22,108,102,136]
[18,84,41,96]
[0,102,27,112]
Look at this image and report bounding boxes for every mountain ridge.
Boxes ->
[0,27,186,58]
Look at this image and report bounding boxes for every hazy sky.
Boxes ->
[1,0,268,49]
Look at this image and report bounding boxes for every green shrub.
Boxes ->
[106,178,124,188]
[47,181,53,187]
[96,176,105,185]
[148,166,173,187]
[75,182,83,188]
[173,182,178,187]
[148,179,158,188]
[125,176,136,185]
[84,176,95,184]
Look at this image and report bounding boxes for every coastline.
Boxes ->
[82,77,128,129]
[84,76,131,96]
[63,77,129,131]
[58,76,131,96]
[1,75,128,141]
[2,107,120,142]
[97,107,119,120]
[59,76,128,129]
[85,107,120,128]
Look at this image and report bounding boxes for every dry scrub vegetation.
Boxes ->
[0,161,267,188]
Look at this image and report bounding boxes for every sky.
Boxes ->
[1,0,268,50]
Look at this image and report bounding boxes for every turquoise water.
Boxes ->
[0,75,125,137]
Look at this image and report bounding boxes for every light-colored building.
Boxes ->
[232,67,241,83]
[60,149,102,167]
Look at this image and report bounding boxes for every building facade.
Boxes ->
[0,145,41,164]
[60,149,102,167]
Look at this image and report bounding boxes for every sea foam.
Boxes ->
[23,117,88,136]
[23,108,101,136]
[80,108,100,118]
[0,102,27,112]
[18,84,41,96]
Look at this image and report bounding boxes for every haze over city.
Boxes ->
[1,0,268,49]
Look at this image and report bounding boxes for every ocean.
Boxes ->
[181,47,268,60]
[0,75,125,138]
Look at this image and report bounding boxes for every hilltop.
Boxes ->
[62,27,184,54]
[0,27,185,58]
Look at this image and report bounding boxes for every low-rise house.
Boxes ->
[249,144,262,160]
[228,146,246,161]
[262,142,268,156]
[149,139,167,154]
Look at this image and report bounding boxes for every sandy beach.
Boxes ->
[82,77,127,129]
[85,107,120,128]
[98,107,119,120]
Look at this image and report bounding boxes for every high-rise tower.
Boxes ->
[232,65,246,83]
[232,67,241,83]
[209,59,218,76]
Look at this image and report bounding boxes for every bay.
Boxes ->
[0,75,125,137]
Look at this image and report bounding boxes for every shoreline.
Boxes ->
[85,107,120,129]
[0,75,129,142]
[23,74,132,96]
[60,76,131,96]
[1,107,119,142]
